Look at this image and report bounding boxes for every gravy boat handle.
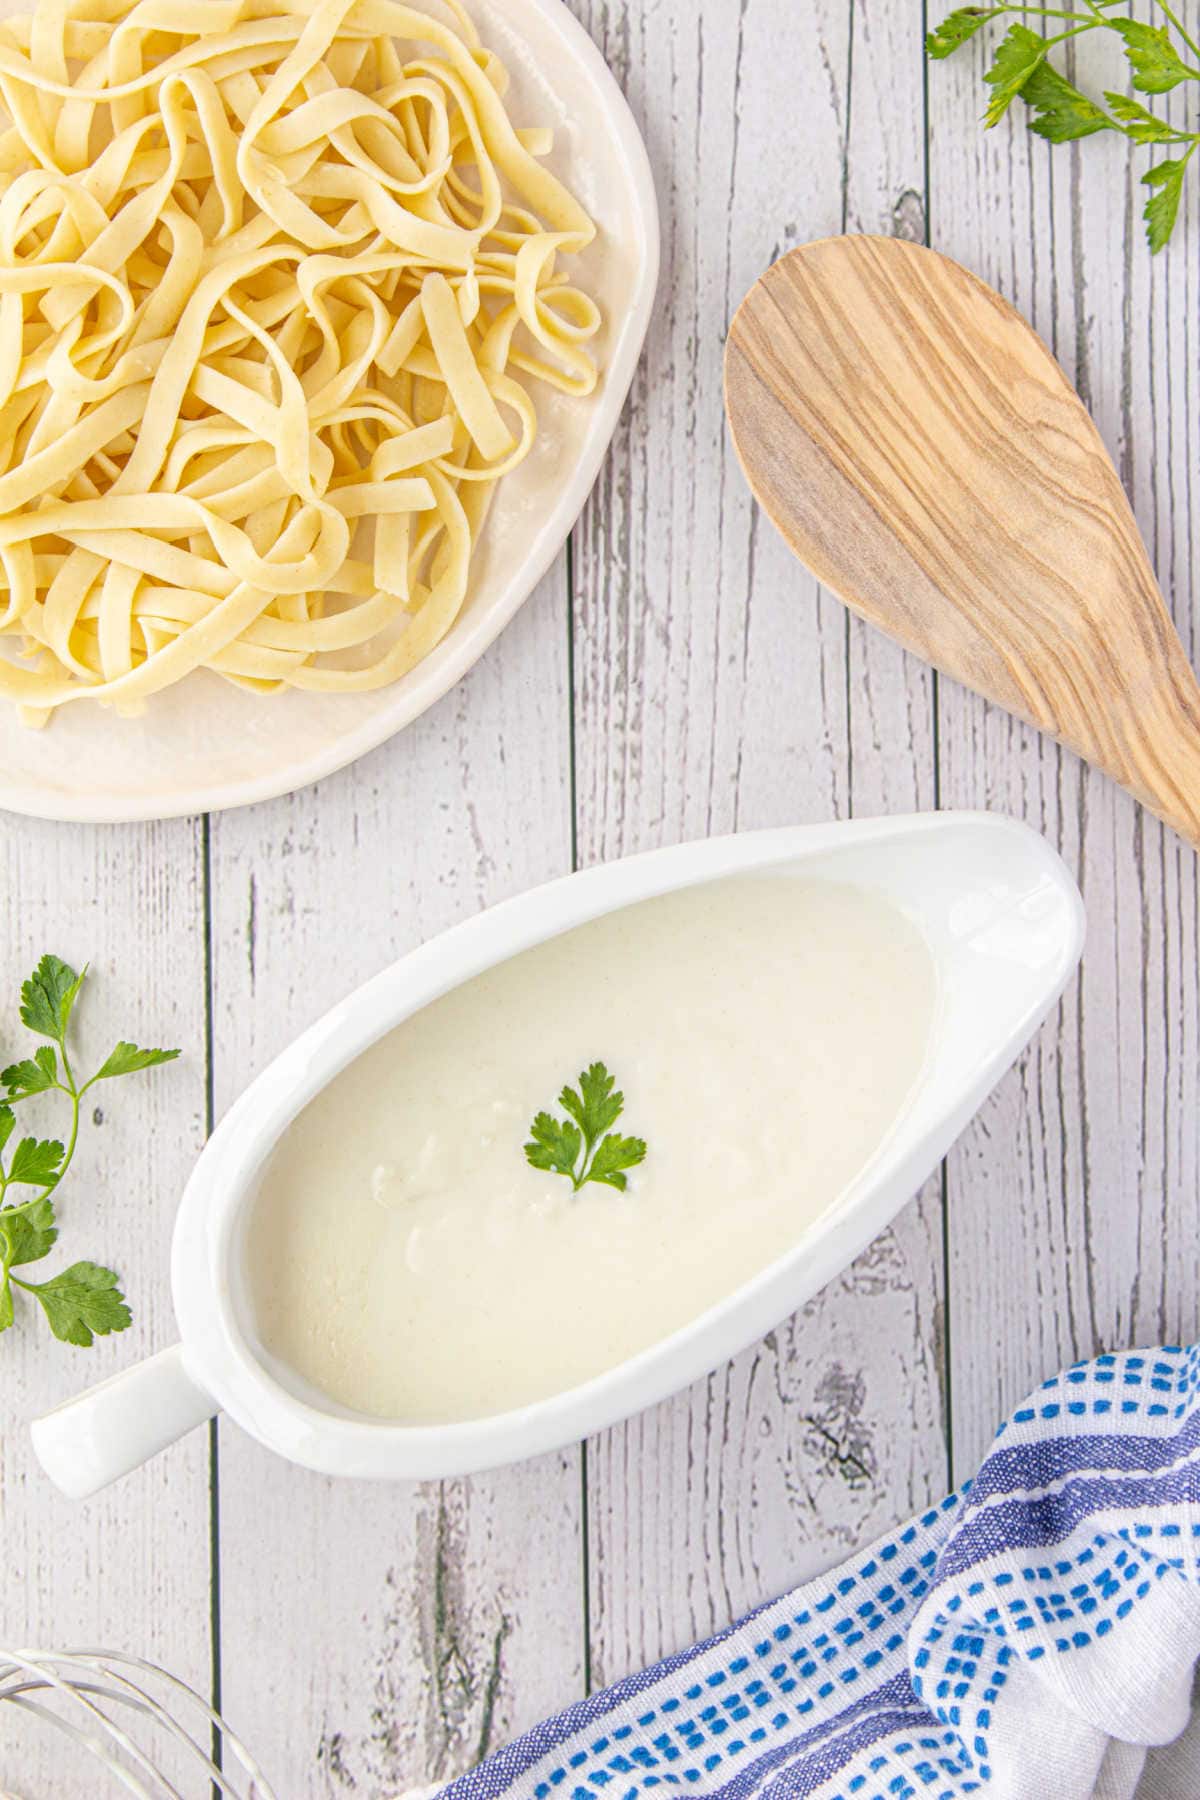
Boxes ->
[30,1343,218,1499]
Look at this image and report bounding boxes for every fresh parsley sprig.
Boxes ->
[524,1061,647,1194]
[0,955,179,1346]
[928,2,1200,250]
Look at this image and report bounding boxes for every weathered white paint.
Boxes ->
[4,2,1199,1792]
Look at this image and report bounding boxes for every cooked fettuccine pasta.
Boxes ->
[0,0,600,723]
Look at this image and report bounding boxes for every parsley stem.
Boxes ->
[42,1042,83,1211]
[1014,3,1108,18]
[59,1036,76,1101]
[1,1192,48,1217]
[999,4,1107,19]
[1041,21,1102,48]
[8,1267,55,1296]
[55,1087,81,1197]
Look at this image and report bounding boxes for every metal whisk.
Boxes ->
[0,1648,278,1798]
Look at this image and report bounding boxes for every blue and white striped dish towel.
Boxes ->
[439,1344,1200,1800]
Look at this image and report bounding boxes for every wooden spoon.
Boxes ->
[724,233,1200,850]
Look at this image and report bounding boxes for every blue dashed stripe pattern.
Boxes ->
[437,1345,1200,1800]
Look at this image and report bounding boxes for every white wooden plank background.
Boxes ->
[2,0,1199,1792]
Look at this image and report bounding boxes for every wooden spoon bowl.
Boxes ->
[724,234,1200,850]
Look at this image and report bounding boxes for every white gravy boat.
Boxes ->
[32,812,1084,1498]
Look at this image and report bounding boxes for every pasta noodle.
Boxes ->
[0,0,601,724]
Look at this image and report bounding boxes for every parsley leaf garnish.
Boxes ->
[1105,90,1188,141]
[1143,155,1191,247]
[525,1111,582,1182]
[927,2,1200,250]
[20,954,86,1043]
[7,1135,65,1188]
[983,23,1050,125]
[586,1131,650,1192]
[91,1041,180,1082]
[0,1196,57,1267]
[1022,60,1114,140]
[0,955,180,1347]
[927,8,1004,59]
[1111,17,1195,93]
[525,1061,647,1195]
[16,1262,133,1347]
[0,1044,57,1097]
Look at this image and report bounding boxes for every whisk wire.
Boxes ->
[0,1650,177,1798]
[37,1654,252,1798]
[0,1693,163,1800]
[0,1647,278,1798]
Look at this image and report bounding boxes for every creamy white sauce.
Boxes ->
[246,877,937,1422]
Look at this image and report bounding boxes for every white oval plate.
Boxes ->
[33,813,1084,1496]
[0,0,659,823]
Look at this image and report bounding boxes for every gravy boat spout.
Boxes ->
[32,812,1084,1497]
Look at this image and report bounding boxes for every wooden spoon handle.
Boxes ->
[724,236,1200,852]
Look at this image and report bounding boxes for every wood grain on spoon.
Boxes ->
[724,233,1200,850]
